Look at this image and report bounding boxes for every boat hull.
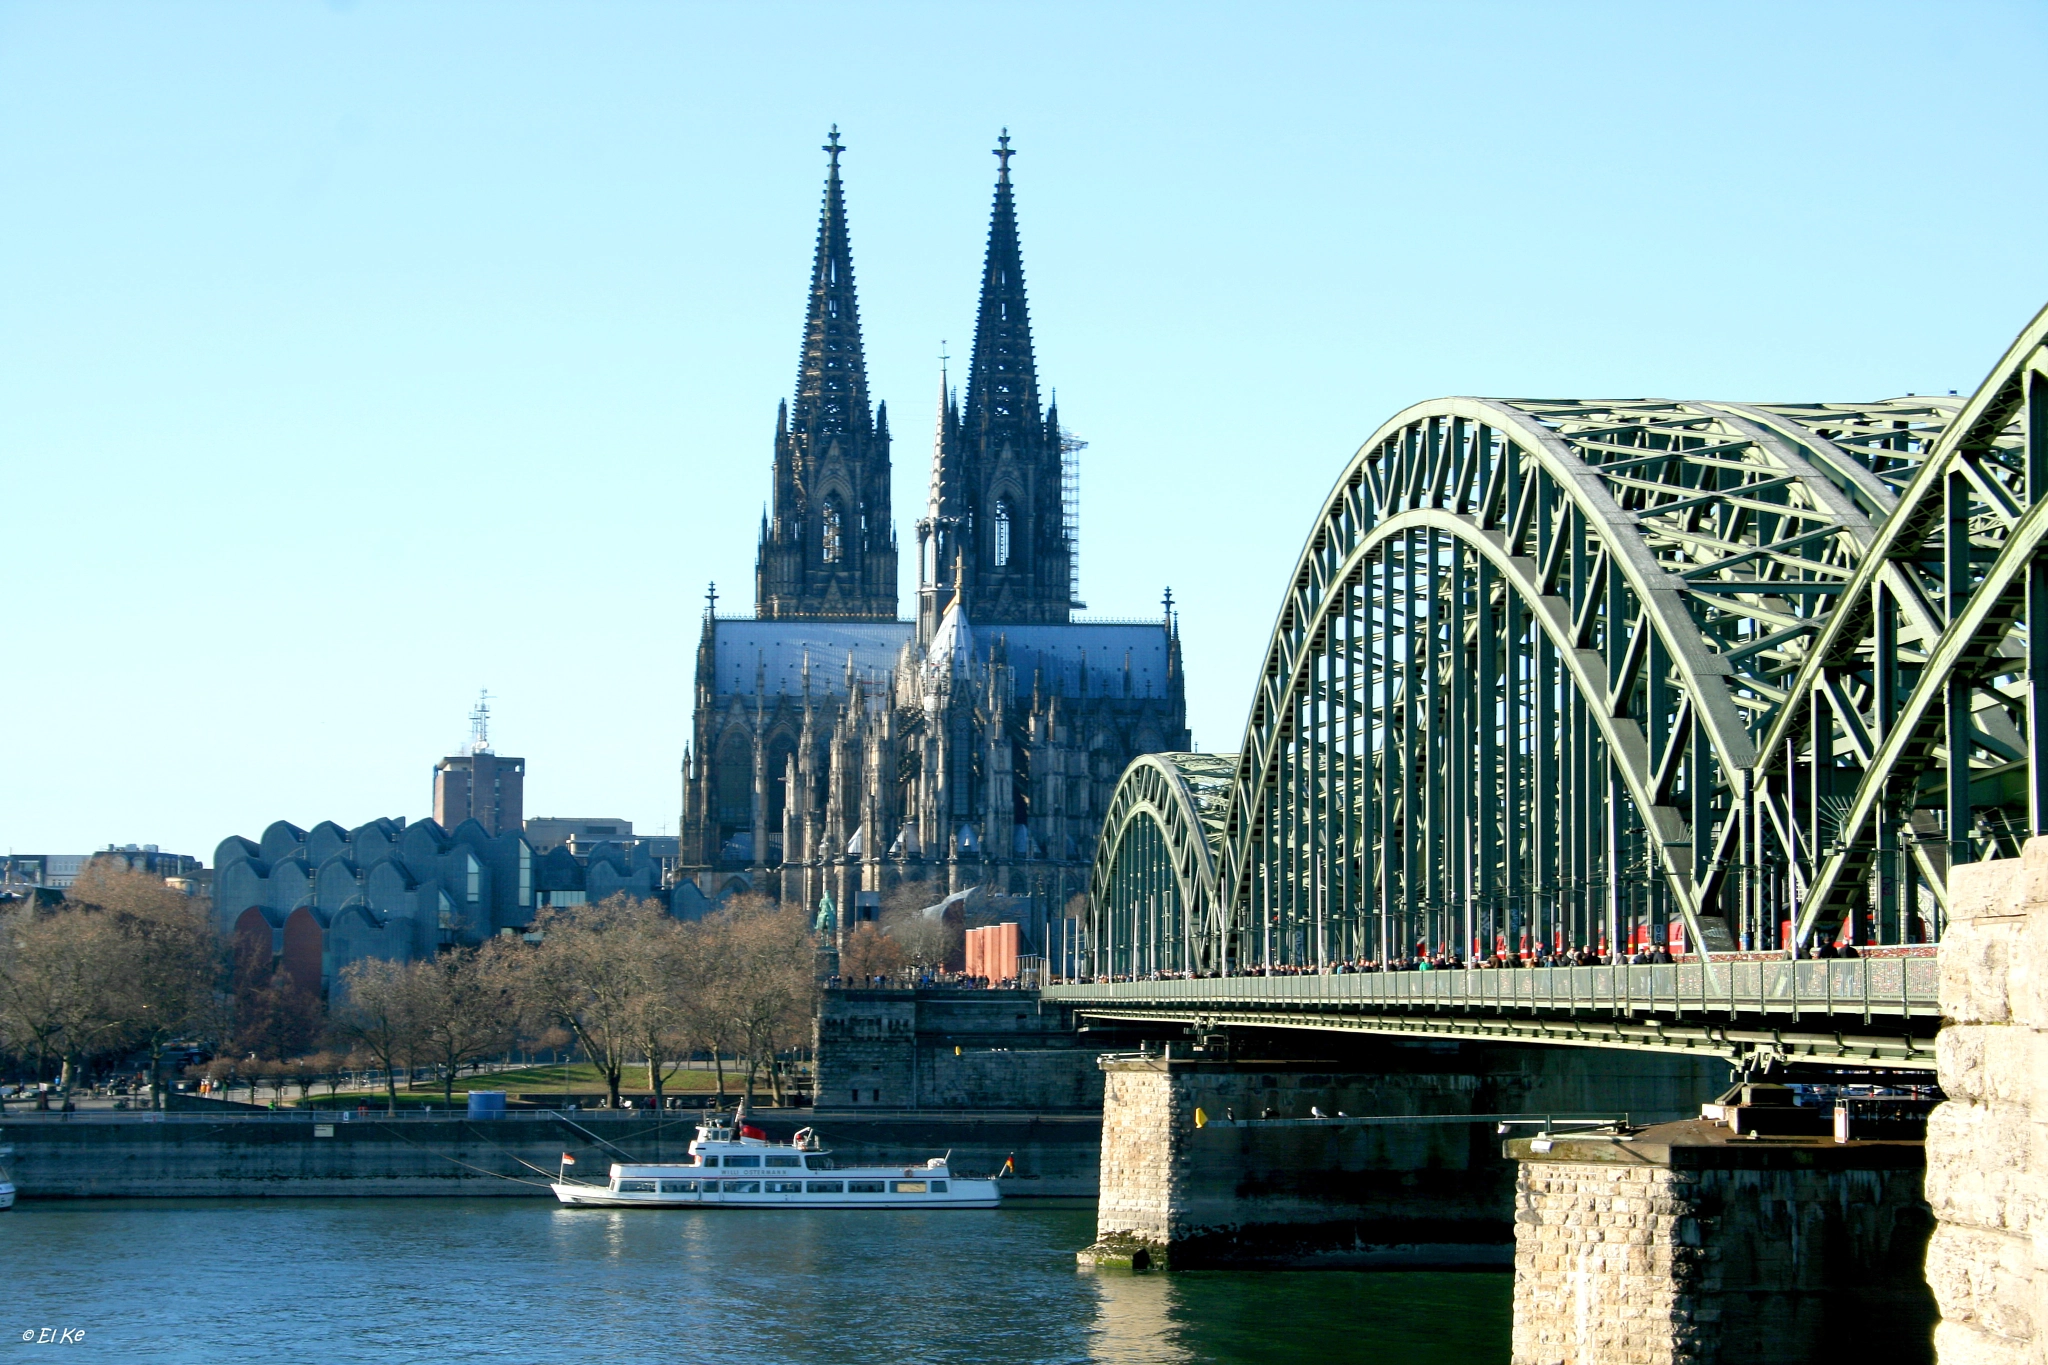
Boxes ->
[550,1181,1000,1210]
[0,1183,15,1210]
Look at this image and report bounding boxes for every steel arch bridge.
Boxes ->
[1086,303,2048,980]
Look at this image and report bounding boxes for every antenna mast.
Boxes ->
[468,689,493,755]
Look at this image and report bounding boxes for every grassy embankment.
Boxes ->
[296,1063,745,1109]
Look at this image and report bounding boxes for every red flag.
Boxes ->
[560,1153,576,1164]
[739,1123,766,1140]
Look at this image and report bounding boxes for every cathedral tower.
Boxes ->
[917,131,1071,642]
[756,128,898,621]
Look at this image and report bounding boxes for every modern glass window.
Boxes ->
[821,499,844,564]
[892,1181,928,1194]
[615,1180,656,1192]
[805,1181,845,1194]
[518,845,531,907]
[766,1180,804,1193]
[846,1180,885,1193]
[698,1155,719,1168]
[723,1180,762,1194]
[994,499,1012,567]
[466,855,480,903]
[658,1181,697,1194]
[765,1155,800,1168]
[724,1155,761,1168]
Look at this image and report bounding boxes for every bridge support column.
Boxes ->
[1926,840,2048,1364]
[1507,1125,1931,1365]
[1077,1043,1726,1271]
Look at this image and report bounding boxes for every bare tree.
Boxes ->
[332,958,426,1114]
[841,921,907,984]
[882,905,955,972]
[708,896,816,1105]
[411,942,519,1106]
[511,897,664,1109]
[627,915,695,1108]
[65,865,220,1107]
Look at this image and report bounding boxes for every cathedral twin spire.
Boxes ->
[757,128,1070,633]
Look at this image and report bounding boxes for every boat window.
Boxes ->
[892,1181,928,1194]
[765,1155,800,1168]
[805,1181,845,1194]
[724,1155,761,1168]
[846,1180,885,1193]
[766,1180,804,1193]
[698,1155,718,1168]
[724,1180,762,1194]
[931,1181,948,1193]
[659,1181,697,1194]
[804,1156,834,1171]
[615,1180,657,1192]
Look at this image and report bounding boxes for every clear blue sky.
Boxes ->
[5,1,2045,860]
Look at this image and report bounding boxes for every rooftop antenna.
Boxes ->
[468,689,493,755]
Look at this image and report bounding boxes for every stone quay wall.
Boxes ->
[1928,840,2048,1364]
[814,989,1119,1113]
[1,1108,1100,1199]
[1510,1136,1932,1365]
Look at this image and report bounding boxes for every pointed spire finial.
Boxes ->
[824,124,843,173]
[994,128,1014,179]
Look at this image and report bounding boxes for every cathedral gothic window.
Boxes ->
[994,499,1012,567]
[821,498,844,564]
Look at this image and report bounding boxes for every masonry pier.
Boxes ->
[1077,1039,1726,1270]
[1507,1121,1933,1365]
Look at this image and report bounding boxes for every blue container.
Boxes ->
[466,1090,507,1119]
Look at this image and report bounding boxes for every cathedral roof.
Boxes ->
[710,619,912,698]
[994,622,1175,700]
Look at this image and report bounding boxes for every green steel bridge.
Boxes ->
[1057,303,2048,1065]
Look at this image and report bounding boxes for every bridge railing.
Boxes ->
[1044,957,1939,1020]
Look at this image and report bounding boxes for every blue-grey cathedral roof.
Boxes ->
[711,619,912,696]
[708,616,1172,700]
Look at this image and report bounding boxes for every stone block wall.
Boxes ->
[1511,1146,1932,1365]
[813,989,1113,1112]
[1929,840,2048,1364]
[1085,1042,1729,1269]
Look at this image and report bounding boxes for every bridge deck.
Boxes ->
[1044,957,1941,1068]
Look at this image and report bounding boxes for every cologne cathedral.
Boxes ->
[678,131,1190,931]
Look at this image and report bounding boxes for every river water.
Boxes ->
[3,1200,1510,1363]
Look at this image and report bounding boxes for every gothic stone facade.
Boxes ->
[680,133,1189,927]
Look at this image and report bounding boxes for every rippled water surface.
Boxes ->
[3,1200,1510,1363]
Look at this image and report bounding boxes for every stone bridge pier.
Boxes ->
[1077,1037,1725,1270]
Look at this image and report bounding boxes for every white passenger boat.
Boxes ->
[0,1145,16,1211]
[550,1113,1000,1209]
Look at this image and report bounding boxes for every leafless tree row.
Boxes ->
[1,872,819,1113]
[333,892,817,1112]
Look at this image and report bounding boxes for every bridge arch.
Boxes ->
[1088,307,2048,975]
[1088,752,1236,977]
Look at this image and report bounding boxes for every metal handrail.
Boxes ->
[1043,956,1938,1019]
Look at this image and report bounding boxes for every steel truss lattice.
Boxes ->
[1088,305,2048,976]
